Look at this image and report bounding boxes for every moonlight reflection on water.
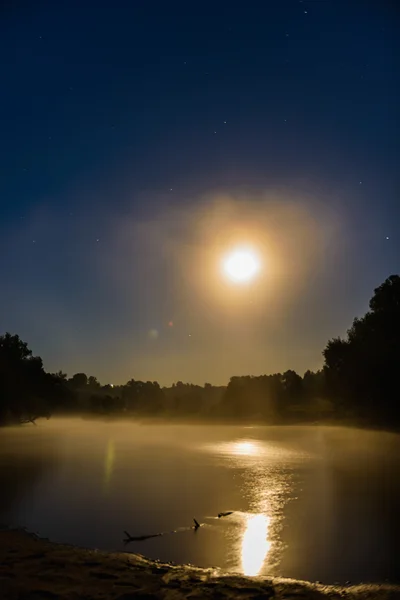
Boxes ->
[231,441,259,456]
[207,437,288,576]
[1,422,399,583]
[241,513,271,576]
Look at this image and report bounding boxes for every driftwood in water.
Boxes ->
[218,511,234,518]
[123,530,162,543]
[19,417,38,425]
[124,518,201,544]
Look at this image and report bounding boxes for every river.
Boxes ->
[0,419,399,584]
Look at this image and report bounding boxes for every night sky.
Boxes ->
[1,1,398,385]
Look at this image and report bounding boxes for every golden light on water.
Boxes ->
[221,247,261,284]
[241,514,271,576]
[232,441,259,456]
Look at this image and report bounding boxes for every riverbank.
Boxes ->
[1,528,399,600]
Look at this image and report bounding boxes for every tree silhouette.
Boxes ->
[323,275,400,425]
[68,372,88,389]
[1,274,399,428]
[88,375,101,389]
[0,333,54,424]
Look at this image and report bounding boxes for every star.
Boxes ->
[359,181,362,184]
[386,236,390,240]
[223,121,227,124]
[304,10,308,14]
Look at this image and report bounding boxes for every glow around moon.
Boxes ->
[221,248,261,283]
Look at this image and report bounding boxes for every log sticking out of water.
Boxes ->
[123,530,162,543]
[218,511,234,518]
[124,519,201,544]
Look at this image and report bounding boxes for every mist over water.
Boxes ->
[1,419,399,584]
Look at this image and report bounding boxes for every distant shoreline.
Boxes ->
[1,527,399,600]
[8,414,400,436]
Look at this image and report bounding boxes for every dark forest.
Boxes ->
[1,275,399,430]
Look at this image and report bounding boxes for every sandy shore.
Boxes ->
[1,528,399,600]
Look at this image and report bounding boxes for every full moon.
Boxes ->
[222,248,261,283]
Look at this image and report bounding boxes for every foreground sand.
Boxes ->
[1,529,399,600]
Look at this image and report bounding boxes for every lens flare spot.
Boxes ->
[103,439,115,492]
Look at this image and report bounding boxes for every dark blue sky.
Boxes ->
[1,1,398,384]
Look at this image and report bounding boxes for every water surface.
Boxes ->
[0,420,399,583]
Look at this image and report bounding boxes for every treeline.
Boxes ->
[1,275,399,428]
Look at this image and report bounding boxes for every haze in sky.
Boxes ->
[0,2,398,384]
